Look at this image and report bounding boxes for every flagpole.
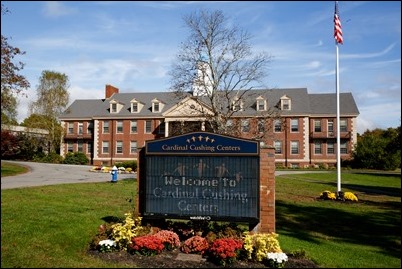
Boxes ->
[334,1,343,195]
[336,43,341,193]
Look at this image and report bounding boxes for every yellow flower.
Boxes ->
[344,192,358,201]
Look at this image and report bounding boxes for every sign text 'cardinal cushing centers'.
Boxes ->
[141,132,260,222]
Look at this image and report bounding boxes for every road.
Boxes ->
[1,160,135,190]
[1,160,328,190]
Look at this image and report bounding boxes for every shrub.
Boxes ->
[206,238,243,266]
[180,235,209,254]
[111,213,149,250]
[243,232,282,262]
[63,152,89,165]
[344,191,358,201]
[33,152,64,163]
[128,235,164,256]
[114,160,137,171]
[320,190,337,200]
[154,230,180,250]
[97,239,117,253]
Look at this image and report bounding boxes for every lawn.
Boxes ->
[1,162,401,268]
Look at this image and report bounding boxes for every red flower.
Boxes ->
[207,238,243,266]
[128,235,164,256]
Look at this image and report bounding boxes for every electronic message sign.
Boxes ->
[141,132,260,222]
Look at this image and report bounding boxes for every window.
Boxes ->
[328,120,334,133]
[314,120,321,132]
[116,141,123,154]
[103,121,109,133]
[153,102,160,112]
[132,102,138,113]
[327,140,335,154]
[282,99,290,110]
[68,123,74,134]
[131,120,137,133]
[291,141,299,154]
[340,140,348,154]
[291,119,299,132]
[116,121,123,133]
[274,141,282,154]
[340,119,347,132]
[111,103,117,113]
[280,95,291,110]
[274,119,282,132]
[87,122,93,134]
[232,97,243,111]
[314,141,322,154]
[102,141,109,154]
[77,141,83,152]
[87,142,92,154]
[78,122,83,134]
[241,119,250,132]
[67,142,73,152]
[158,120,165,134]
[145,120,152,133]
[258,119,265,133]
[256,98,266,111]
[130,141,137,154]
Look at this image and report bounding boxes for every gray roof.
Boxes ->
[309,92,360,115]
[59,88,359,120]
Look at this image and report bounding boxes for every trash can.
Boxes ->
[111,165,118,183]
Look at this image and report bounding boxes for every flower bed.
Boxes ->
[89,213,293,267]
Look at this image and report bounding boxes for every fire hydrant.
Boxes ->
[111,165,118,183]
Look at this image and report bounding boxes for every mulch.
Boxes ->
[88,249,319,268]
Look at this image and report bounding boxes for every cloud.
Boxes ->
[343,43,396,60]
[42,1,77,18]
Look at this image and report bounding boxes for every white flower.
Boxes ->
[267,252,288,263]
[98,239,116,247]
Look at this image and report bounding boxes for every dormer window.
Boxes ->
[153,102,160,112]
[231,97,244,111]
[256,96,267,111]
[109,99,123,113]
[130,98,144,113]
[152,98,164,113]
[111,103,117,113]
[280,95,291,110]
[132,102,138,113]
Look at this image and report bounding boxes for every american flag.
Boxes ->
[334,1,343,44]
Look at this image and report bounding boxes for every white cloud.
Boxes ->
[43,1,77,18]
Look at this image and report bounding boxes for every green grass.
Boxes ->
[1,161,29,177]
[1,162,401,268]
[275,172,401,268]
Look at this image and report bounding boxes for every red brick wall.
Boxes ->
[253,146,276,233]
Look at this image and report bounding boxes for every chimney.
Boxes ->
[105,84,119,98]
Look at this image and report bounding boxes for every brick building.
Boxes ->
[59,84,359,168]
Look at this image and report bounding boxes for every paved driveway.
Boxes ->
[1,160,135,190]
[1,160,329,190]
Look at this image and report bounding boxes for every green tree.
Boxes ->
[29,71,70,153]
[1,112,18,126]
[352,127,400,170]
[168,9,276,139]
[1,4,30,123]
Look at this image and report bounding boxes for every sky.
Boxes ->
[1,1,401,134]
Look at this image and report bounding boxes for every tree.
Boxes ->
[29,70,70,153]
[352,127,400,170]
[168,9,276,139]
[1,4,30,122]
